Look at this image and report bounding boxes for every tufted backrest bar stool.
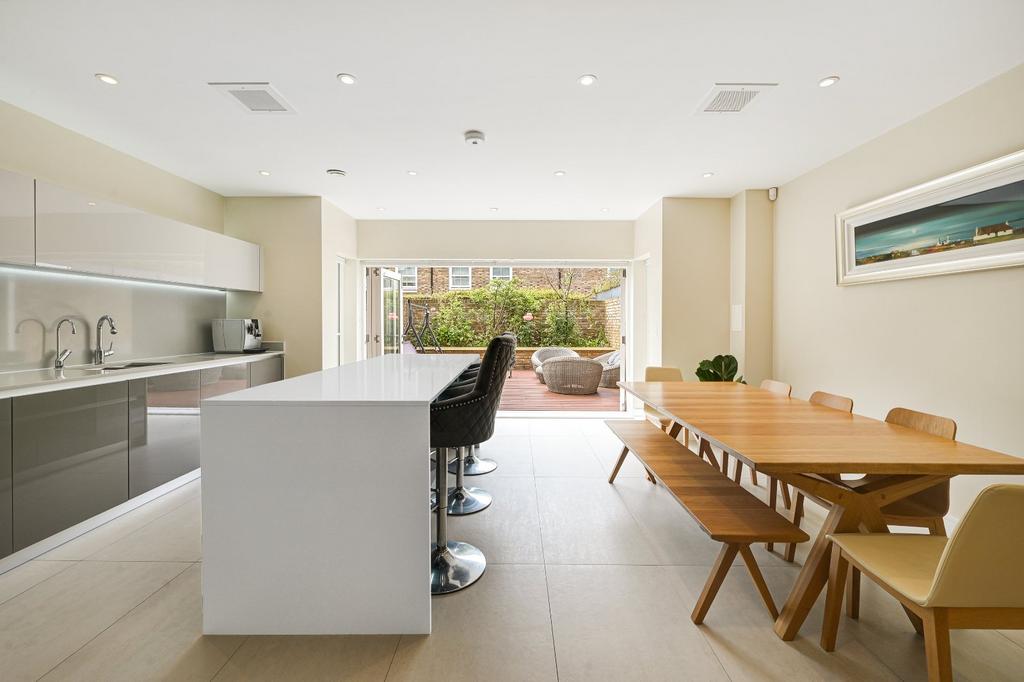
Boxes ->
[429,335,516,593]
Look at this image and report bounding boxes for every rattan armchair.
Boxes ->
[591,350,621,388]
[542,356,603,395]
[531,347,579,383]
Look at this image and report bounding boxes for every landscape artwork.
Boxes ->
[836,149,1024,284]
[854,179,1024,266]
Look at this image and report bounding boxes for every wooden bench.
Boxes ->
[606,419,809,624]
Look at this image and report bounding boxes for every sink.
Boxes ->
[102,362,172,370]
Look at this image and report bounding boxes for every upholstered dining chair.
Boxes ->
[783,390,855,561]
[845,406,957,618]
[821,484,1024,682]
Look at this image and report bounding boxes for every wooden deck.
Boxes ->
[499,369,623,412]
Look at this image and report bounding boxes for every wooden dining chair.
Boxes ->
[845,406,958,618]
[637,366,694,479]
[783,390,854,561]
[821,484,1024,682]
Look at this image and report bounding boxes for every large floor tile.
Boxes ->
[0,560,73,606]
[586,432,648,478]
[530,436,605,477]
[0,560,189,681]
[529,418,586,436]
[87,496,201,562]
[214,635,398,682]
[41,479,200,561]
[491,418,531,436]
[547,564,729,681]
[386,565,557,682]
[479,435,534,476]
[42,564,243,682]
[535,478,660,564]
[674,565,900,681]
[439,476,544,564]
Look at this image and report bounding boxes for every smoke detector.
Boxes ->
[697,83,777,114]
[209,82,296,114]
[464,130,486,145]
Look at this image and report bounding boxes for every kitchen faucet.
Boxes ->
[55,318,76,370]
[93,315,118,365]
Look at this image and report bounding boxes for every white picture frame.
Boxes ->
[835,148,1024,285]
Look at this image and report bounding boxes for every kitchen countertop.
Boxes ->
[0,350,284,400]
[203,353,477,407]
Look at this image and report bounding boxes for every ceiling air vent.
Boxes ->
[697,83,777,114]
[208,82,295,114]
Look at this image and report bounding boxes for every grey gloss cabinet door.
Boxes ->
[129,371,200,497]
[200,364,250,400]
[249,356,283,387]
[1,399,11,559]
[12,383,129,551]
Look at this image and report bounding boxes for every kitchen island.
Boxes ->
[200,353,477,635]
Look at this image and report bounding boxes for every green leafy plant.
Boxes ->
[695,354,745,383]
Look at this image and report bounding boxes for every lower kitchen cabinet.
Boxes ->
[129,371,201,497]
[1,399,12,559]
[12,383,129,551]
[201,364,250,400]
[250,356,284,386]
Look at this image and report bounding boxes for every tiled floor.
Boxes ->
[1,417,1022,681]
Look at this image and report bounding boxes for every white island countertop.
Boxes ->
[202,353,477,407]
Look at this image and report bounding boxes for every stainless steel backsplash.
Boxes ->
[0,267,227,371]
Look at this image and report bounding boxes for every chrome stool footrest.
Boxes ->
[448,445,498,476]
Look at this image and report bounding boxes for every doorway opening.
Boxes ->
[366,263,626,413]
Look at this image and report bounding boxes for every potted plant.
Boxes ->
[695,354,745,383]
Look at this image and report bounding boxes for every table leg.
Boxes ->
[774,504,861,640]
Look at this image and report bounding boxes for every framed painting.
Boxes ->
[835,148,1024,285]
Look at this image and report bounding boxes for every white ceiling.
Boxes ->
[1,0,1023,221]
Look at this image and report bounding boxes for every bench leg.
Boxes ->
[821,547,850,651]
[780,481,792,509]
[692,543,739,624]
[608,446,630,484]
[739,544,778,620]
[644,466,657,484]
[722,451,731,476]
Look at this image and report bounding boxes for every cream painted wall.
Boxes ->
[774,63,1024,521]
[0,100,224,232]
[633,201,663,371]
[225,197,324,378]
[322,200,360,367]
[357,220,634,261]
[661,198,731,378]
[730,190,774,385]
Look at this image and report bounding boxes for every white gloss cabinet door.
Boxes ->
[0,170,35,266]
[34,181,261,291]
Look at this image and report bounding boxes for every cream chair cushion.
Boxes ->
[828,534,946,605]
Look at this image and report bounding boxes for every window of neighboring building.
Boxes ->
[490,266,513,282]
[449,266,471,289]
[397,266,418,291]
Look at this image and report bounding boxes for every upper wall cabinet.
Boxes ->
[34,180,261,292]
[0,169,35,266]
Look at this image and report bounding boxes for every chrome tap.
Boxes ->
[93,315,118,365]
[55,318,77,370]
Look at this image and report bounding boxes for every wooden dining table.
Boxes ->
[618,380,1024,641]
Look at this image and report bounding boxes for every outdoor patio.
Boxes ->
[498,369,622,412]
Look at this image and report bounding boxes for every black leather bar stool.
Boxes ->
[430,335,515,594]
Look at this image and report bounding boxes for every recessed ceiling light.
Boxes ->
[95,73,119,86]
[406,170,417,176]
[600,208,609,212]
[702,172,715,178]
[258,170,271,176]
[376,207,386,211]
[489,207,499,212]
[87,201,97,207]
[336,73,357,85]
[326,169,346,176]
[553,170,567,177]
[578,74,598,86]
[818,75,840,88]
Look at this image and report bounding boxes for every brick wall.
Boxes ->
[392,266,620,295]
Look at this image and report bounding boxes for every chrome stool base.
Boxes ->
[448,445,498,476]
[430,540,486,594]
[446,485,492,515]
